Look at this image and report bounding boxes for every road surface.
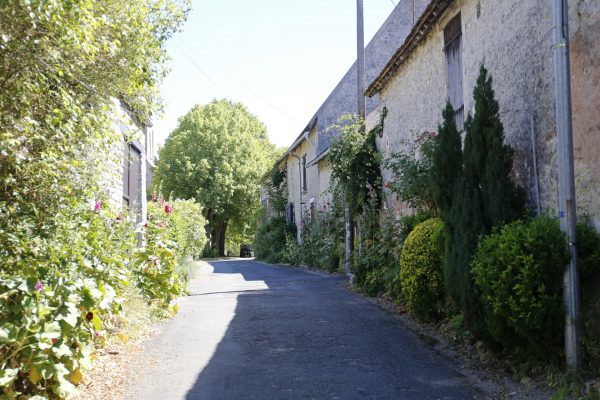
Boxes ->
[127,259,478,400]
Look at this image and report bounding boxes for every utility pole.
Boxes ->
[345,0,366,278]
[552,0,580,369]
[357,0,366,119]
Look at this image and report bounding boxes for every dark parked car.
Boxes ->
[240,244,254,258]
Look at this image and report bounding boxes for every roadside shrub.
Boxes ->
[471,217,569,363]
[399,218,445,321]
[255,216,289,263]
[0,203,136,398]
[473,217,600,366]
[578,221,600,371]
[170,199,208,260]
[383,211,434,300]
[300,208,343,273]
[134,197,185,313]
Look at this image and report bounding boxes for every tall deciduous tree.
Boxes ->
[154,99,275,256]
[445,65,525,333]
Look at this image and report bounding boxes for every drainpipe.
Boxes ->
[289,151,303,243]
[552,0,580,370]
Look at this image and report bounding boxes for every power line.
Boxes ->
[173,41,229,98]
[176,38,302,125]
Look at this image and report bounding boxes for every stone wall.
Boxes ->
[368,0,600,228]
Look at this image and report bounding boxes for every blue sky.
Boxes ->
[154,0,397,149]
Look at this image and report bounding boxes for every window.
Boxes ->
[123,143,142,215]
[285,202,295,225]
[444,13,464,131]
[302,154,307,192]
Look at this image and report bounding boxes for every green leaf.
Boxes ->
[0,368,19,386]
[40,321,61,339]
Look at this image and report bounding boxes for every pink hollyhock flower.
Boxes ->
[51,338,58,344]
[153,259,159,266]
[151,193,157,202]
[384,182,391,189]
[143,223,148,228]
[94,200,102,212]
[34,280,43,292]
[164,204,173,214]
[95,331,102,338]
[430,131,437,137]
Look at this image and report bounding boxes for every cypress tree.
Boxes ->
[431,101,463,217]
[446,65,525,332]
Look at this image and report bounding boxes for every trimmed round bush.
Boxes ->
[471,217,569,362]
[399,218,444,321]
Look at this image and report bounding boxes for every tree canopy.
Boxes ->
[154,99,276,255]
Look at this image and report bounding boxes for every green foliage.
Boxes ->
[471,217,569,363]
[385,131,438,214]
[169,199,208,260]
[0,204,137,398]
[0,1,189,396]
[300,207,344,273]
[134,198,186,313]
[445,65,525,332]
[328,115,381,215]
[154,99,276,255]
[431,101,463,217]
[578,221,600,372]
[399,218,445,321]
[254,166,293,263]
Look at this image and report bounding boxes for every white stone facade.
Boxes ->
[367,0,600,229]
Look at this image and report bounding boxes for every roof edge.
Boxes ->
[366,0,453,97]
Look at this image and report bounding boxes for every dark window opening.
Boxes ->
[302,154,307,192]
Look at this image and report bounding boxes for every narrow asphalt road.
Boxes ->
[127,259,478,400]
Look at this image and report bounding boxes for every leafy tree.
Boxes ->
[445,65,525,332]
[0,1,188,396]
[154,99,276,256]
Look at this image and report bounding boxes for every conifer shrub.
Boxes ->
[472,217,569,363]
[399,218,445,321]
[445,65,525,333]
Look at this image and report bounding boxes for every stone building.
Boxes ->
[365,0,600,229]
[279,0,429,241]
[104,99,155,224]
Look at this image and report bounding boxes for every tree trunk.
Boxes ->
[213,220,228,257]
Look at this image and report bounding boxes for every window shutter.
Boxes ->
[444,14,464,131]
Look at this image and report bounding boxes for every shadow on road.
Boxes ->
[182,259,475,400]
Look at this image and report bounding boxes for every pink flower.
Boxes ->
[430,131,437,137]
[95,331,102,338]
[164,204,173,215]
[384,182,391,189]
[143,223,148,228]
[153,259,159,266]
[51,338,58,345]
[94,200,102,213]
[34,280,43,292]
[151,193,157,202]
